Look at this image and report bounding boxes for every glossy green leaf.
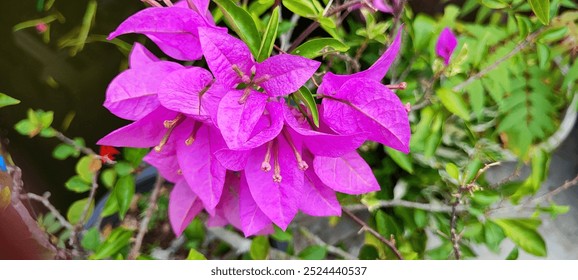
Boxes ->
[375,211,401,238]
[271,226,293,242]
[52,144,79,160]
[358,244,379,260]
[90,228,132,260]
[101,195,119,217]
[114,162,134,176]
[81,227,101,251]
[283,0,319,18]
[445,163,460,181]
[123,148,148,168]
[66,198,94,224]
[493,218,546,256]
[76,156,99,182]
[114,175,135,219]
[186,248,207,260]
[299,245,327,260]
[481,0,509,9]
[291,38,349,59]
[437,88,471,121]
[213,0,261,57]
[65,175,92,193]
[529,0,550,25]
[101,169,117,189]
[0,93,20,108]
[256,6,279,62]
[294,86,319,127]
[385,147,413,174]
[250,236,270,260]
[506,247,519,260]
[530,148,549,192]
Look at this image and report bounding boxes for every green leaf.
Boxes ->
[65,175,92,193]
[90,228,132,260]
[123,148,149,167]
[375,211,401,238]
[506,247,519,260]
[250,236,270,260]
[437,88,471,121]
[39,111,54,128]
[385,147,413,174]
[291,38,349,59]
[530,148,549,192]
[101,169,117,189]
[256,6,279,62]
[271,226,293,242]
[76,156,99,182]
[114,162,134,176]
[293,86,319,127]
[358,244,379,260]
[493,218,547,256]
[186,248,207,260]
[81,227,101,251]
[114,175,135,219]
[529,0,550,25]
[484,220,505,252]
[283,0,319,18]
[0,93,20,108]
[445,163,460,181]
[101,195,119,217]
[14,120,38,137]
[213,0,261,57]
[466,80,485,120]
[52,144,79,160]
[481,0,509,9]
[66,198,94,224]
[298,245,327,260]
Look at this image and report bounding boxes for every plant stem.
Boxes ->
[128,175,164,260]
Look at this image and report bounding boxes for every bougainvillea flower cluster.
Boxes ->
[99,0,411,237]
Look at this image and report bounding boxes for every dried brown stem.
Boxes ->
[128,175,164,260]
[299,226,357,260]
[342,208,404,260]
[21,192,73,230]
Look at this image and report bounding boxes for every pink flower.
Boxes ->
[436,28,458,65]
[35,23,48,33]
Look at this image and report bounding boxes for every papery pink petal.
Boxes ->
[104,61,182,120]
[217,90,268,149]
[235,101,284,150]
[129,42,159,68]
[214,149,251,171]
[108,7,215,61]
[314,151,380,194]
[256,54,320,97]
[239,174,274,236]
[176,123,226,212]
[143,146,181,183]
[176,0,214,25]
[169,180,204,236]
[97,107,178,148]
[323,78,410,153]
[283,104,365,157]
[158,67,215,119]
[217,172,242,229]
[436,27,458,65]
[300,152,341,216]
[198,28,253,87]
[318,26,402,95]
[244,138,303,230]
[373,0,394,14]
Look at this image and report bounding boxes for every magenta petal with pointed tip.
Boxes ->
[300,152,341,216]
[169,180,204,237]
[198,28,254,88]
[283,104,365,157]
[239,174,274,236]
[436,27,458,65]
[256,54,320,97]
[158,67,216,119]
[97,107,178,148]
[318,27,402,95]
[235,101,284,150]
[143,145,181,183]
[176,0,214,25]
[217,90,268,149]
[244,138,303,230]
[176,123,226,213]
[323,78,410,153]
[214,149,251,171]
[314,151,381,194]
[104,61,182,120]
[108,7,219,61]
[129,43,159,68]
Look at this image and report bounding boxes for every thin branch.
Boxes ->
[345,199,459,213]
[452,28,545,92]
[53,131,97,157]
[531,174,578,204]
[449,201,461,260]
[299,226,357,260]
[70,170,100,252]
[342,208,404,260]
[21,192,73,230]
[128,175,164,260]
